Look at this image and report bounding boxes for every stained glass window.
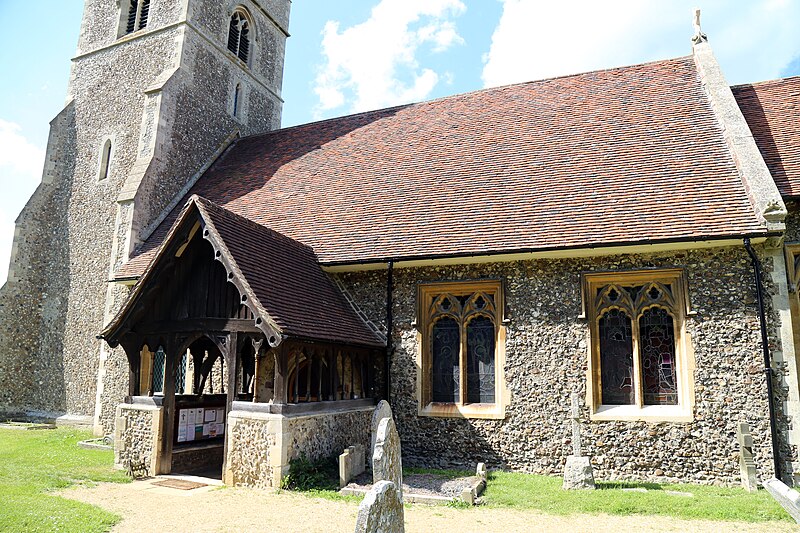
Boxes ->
[587,274,687,414]
[640,307,678,405]
[598,309,634,405]
[466,316,495,403]
[432,317,460,402]
[424,284,501,408]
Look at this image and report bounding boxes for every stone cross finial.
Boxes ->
[691,8,708,44]
[571,393,582,456]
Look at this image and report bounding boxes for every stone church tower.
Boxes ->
[0,0,290,433]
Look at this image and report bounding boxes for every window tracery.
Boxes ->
[583,270,693,421]
[227,10,252,64]
[418,281,506,418]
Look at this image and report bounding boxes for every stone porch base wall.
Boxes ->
[224,404,372,489]
[114,402,164,476]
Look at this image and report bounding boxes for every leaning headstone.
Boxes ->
[476,462,487,482]
[353,480,405,533]
[373,417,403,500]
[340,444,366,488]
[563,393,595,490]
[737,422,758,492]
[371,400,393,460]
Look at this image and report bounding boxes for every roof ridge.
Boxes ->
[189,195,319,258]
[731,74,800,90]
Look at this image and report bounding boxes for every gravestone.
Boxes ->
[371,400,393,460]
[373,417,403,501]
[737,422,758,492]
[340,444,366,488]
[563,393,595,490]
[354,480,404,533]
[476,462,487,482]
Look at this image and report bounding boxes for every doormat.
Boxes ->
[152,479,208,490]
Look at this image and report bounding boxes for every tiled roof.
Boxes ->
[733,76,800,198]
[118,56,767,278]
[105,196,384,348]
[195,196,384,347]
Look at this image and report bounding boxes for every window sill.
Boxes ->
[418,402,505,420]
[590,404,693,423]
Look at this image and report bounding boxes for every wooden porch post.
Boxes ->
[273,342,288,404]
[160,335,179,475]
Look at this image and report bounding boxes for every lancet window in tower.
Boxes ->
[122,0,150,35]
[233,83,242,117]
[98,139,112,181]
[227,10,252,64]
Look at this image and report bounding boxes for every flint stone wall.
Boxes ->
[225,405,372,489]
[335,245,793,485]
[114,403,162,476]
[286,407,372,463]
[225,413,278,489]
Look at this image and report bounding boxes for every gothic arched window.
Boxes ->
[227,10,252,64]
[233,83,242,117]
[418,280,506,419]
[97,139,112,181]
[583,269,693,421]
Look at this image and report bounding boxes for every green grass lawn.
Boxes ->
[0,427,129,533]
[483,470,791,522]
[298,460,790,523]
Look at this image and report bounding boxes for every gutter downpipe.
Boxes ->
[743,238,782,481]
[385,261,394,403]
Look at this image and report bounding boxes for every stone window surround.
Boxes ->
[229,78,248,123]
[96,136,115,182]
[226,5,257,69]
[415,279,507,420]
[117,0,151,38]
[581,268,696,423]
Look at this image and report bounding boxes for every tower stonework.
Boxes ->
[0,0,290,434]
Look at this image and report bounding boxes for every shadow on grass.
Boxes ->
[597,480,663,491]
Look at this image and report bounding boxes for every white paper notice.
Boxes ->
[177,410,188,442]
[202,423,211,436]
[204,409,216,422]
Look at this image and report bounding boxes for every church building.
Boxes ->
[2,0,800,489]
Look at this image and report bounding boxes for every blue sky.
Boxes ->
[1,0,799,282]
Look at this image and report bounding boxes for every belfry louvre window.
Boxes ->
[583,269,695,421]
[123,0,150,35]
[417,280,507,419]
[227,10,251,64]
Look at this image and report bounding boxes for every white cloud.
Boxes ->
[0,120,45,180]
[313,0,466,116]
[482,0,800,88]
[0,119,45,284]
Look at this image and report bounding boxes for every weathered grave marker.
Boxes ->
[340,444,366,488]
[371,400,393,460]
[354,480,404,533]
[373,417,403,501]
[563,393,595,490]
[737,422,758,492]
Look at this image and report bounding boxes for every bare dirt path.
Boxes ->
[63,478,795,533]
